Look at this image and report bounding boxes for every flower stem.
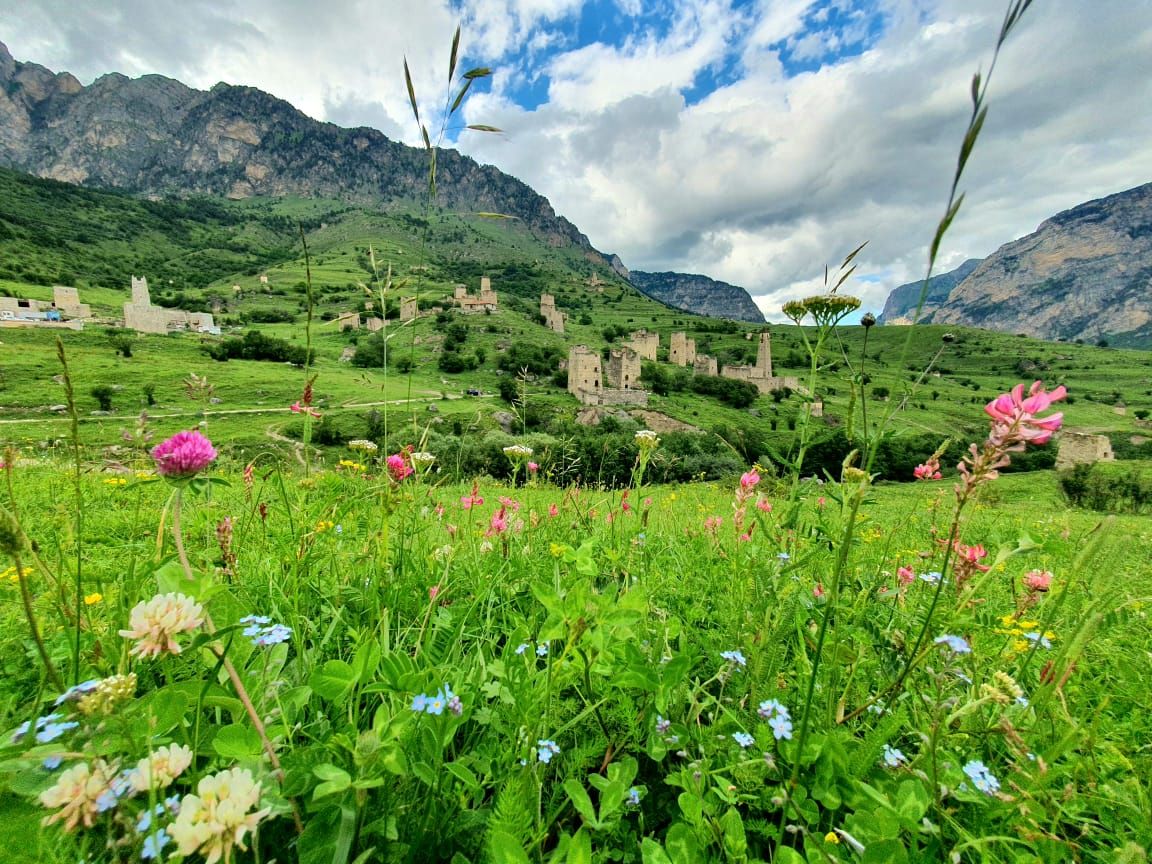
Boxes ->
[15,550,65,691]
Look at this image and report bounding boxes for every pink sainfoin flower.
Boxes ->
[897,565,916,587]
[756,497,772,513]
[461,482,484,510]
[949,540,990,586]
[957,381,1066,498]
[151,430,217,479]
[913,456,942,481]
[548,503,559,518]
[740,471,760,491]
[527,461,539,473]
[289,401,321,418]
[486,506,508,537]
[386,453,413,482]
[1023,569,1053,592]
[985,381,1067,447]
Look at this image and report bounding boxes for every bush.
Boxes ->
[1059,462,1152,513]
[90,385,115,411]
[204,330,313,367]
[689,375,759,409]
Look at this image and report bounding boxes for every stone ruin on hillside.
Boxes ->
[627,329,659,361]
[123,276,219,335]
[453,277,499,313]
[567,345,648,407]
[1056,431,1115,470]
[0,285,90,330]
[667,329,798,393]
[540,293,565,333]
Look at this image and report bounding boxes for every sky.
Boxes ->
[3,0,1152,320]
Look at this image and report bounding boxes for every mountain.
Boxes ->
[629,271,766,323]
[0,40,592,254]
[878,258,981,324]
[881,184,1152,346]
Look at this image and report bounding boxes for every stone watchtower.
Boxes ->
[604,347,641,390]
[567,346,603,399]
[756,330,773,377]
[669,332,697,366]
[131,275,152,306]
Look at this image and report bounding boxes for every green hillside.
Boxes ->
[1,167,1151,480]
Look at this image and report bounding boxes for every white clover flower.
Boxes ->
[39,759,119,832]
[169,767,270,864]
[119,593,205,658]
[128,744,195,793]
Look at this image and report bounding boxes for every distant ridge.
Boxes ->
[629,271,766,323]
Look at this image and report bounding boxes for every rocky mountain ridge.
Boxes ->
[881,183,1152,346]
[0,40,593,253]
[629,270,766,323]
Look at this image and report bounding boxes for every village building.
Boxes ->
[720,331,799,394]
[567,345,648,407]
[0,285,90,330]
[669,332,697,366]
[453,277,499,313]
[540,293,565,333]
[627,329,659,361]
[123,276,219,335]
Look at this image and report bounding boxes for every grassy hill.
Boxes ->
[2,167,1151,478]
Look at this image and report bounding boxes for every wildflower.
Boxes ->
[169,767,270,864]
[732,732,755,748]
[720,649,747,668]
[446,688,463,716]
[1023,569,1052,592]
[548,503,559,517]
[535,643,549,658]
[655,716,671,734]
[35,719,79,743]
[882,744,907,768]
[119,593,205,658]
[338,459,367,472]
[411,694,428,712]
[503,444,534,464]
[347,439,378,453]
[536,739,560,764]
[768,714,793,741]
[634,430,660,450]
[409,451,436,470]
[428,584,441,601]
[913,456,942,481]
[486,506,508,537]
[626,787,641,806]
[461,482,484,510]
[75,674,137,716]
[141,828,171,860]
[128,744,194,793]
[777,552,790,561]
[985,381,1067,447]
[289,400,321,418]
[919,570,943,585]
[94,770,135,812]
[42,755,63,770]
[150,430,217,479]
[39,759,120,832]
[252,624,292,647]
[386,453,413,482]
[961,760,1000,795]
[315,519,334,533]
[426,691,446,716]
[740,471,760,490]
[527,461,539,473]
[54,679,101,706]
[515,643,530,655]
[756,497,772,513]
[896,566,915,586]
[934,634,971,655]
[825,832,840,844]
[1024,631,1053,649]
[757,699,786,719]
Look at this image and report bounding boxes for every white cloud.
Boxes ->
[3,0,1151,322]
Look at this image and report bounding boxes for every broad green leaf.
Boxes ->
[563,778,600,828]
[312,763,352,800]
[640,839,673,864]
[566,828,592,864]
[487,830,532,864]
[212,723,262,759]
[664,824,701,864]
[309,659,356,704]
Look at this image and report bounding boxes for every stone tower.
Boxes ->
[756,331,773,377]
[604,347,641,390]
[669,332,697,366]
[567,346,603,399]
[131,275,151,306]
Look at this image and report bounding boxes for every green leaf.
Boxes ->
[566,828,592,864]
[309,659,356,704]
[487,830,532,864]
[772,849,806,864]
[563,779,600,828]
[212,723,262,759]
[352,639,381,684]
[863,839,908,864]
[450,78,474,115]
[640,839,673,864]
[664,824,701,864]
[312,763,352,800]
[403,58,420,123]
[446,761,480,791]
[463,66,492,79]
[467,124,503,133]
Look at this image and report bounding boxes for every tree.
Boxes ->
[91,385,115,411]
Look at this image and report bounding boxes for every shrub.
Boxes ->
[90,385,115,411]
[204,330,312,366]
[1059,462,1152,513]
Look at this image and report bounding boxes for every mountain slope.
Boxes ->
[0,40,592,254]
[883,183,1152,346]
[879,258,981,324]
[629,271,766,323]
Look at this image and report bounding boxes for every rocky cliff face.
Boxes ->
[881,183,1152,345]
[0,41,593,252]
[879,258,981,324]
[629,271,766,323]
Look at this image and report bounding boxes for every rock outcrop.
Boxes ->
[629,271,766,323]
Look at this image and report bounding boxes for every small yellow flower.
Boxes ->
[84,592,103,606]
[825,831,840,844]
[1012,639,1029,653]
[2,566,32,583]
[102,477,127,486]
[315,520,334,533]
[549,542,566,558]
